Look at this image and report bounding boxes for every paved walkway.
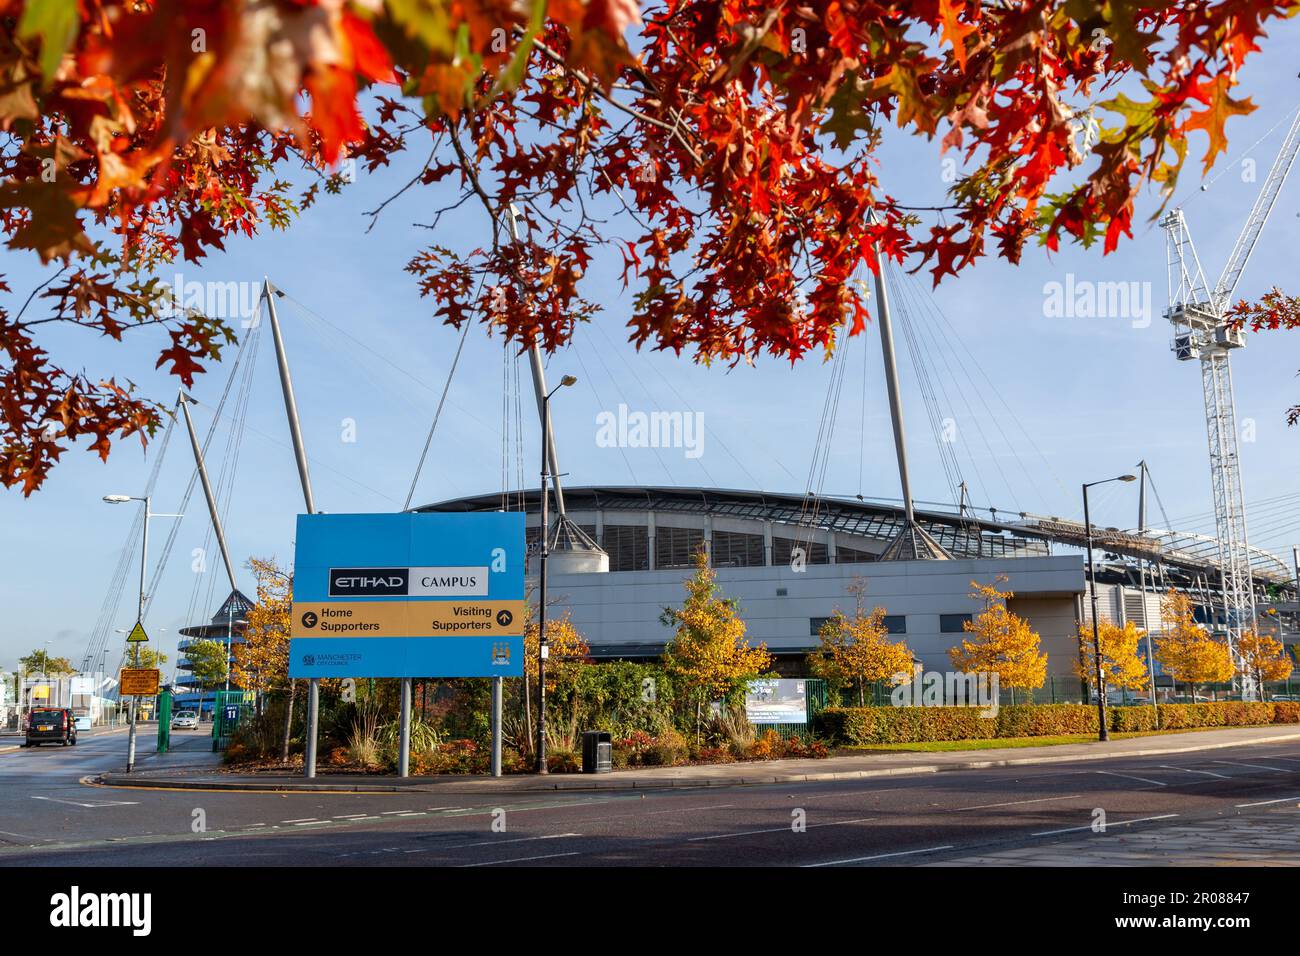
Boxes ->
[930,805,1300,866]
[96,724,1300,793]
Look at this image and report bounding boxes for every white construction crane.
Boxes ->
[1160,106,1300,695]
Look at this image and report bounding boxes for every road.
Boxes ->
[1,731,1299,866]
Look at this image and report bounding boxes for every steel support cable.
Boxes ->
[895,295,961,505]
[857,326,869,499]
[1163,491,1300,529]
[583,320,680,485]
[405,309,474,510]
[889,266,964,505]
[572,336,639,484]
[797,317,851,548]
[276,290,500,437]
[891,265,996,509]
[146,323,261,615]
[890,264,991,509]
[187,324,260,627]
[1180,498,1300,538]
[897,268,1025,514]
[81,395,183,668]
[900,268,1068,515]
[587,319,775,489]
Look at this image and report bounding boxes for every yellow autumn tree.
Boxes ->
[233,557,296,763]
[949,578,1046,696]
[517,601,590,757]
[1236,629,1294,697]
[809,579,912,706]
[662,547,772,740]
[1075,620,1149,698]
[1155,589,1234,699]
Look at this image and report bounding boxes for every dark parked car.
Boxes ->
[23,708,77,747]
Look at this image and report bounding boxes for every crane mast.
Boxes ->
[1159,107,1300,696]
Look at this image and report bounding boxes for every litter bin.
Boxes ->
[581,731,612,774]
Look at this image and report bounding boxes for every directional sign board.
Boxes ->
[288,512,525,679]
[120,668,160,696]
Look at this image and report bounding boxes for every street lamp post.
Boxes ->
[536,374,577,775]
[104,494,180,772]
[1082,474,1137,743]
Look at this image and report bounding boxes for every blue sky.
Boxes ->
[3,21,1299,673]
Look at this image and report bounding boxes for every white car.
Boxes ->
[171,711,199,730]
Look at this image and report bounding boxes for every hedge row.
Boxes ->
[818,701,1300,745]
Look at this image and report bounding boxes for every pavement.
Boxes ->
[94,724,1300,793]
[4,726,1300,865]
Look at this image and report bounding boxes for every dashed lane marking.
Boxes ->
[1096,770,1166,787]
[462,851,580,867]
[804,845,956,867]
[1031,813,1178,837]
[687,816,878,843]
[950,794,1084,812]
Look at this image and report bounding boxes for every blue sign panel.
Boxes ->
[288,512,525,678]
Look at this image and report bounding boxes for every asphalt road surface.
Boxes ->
[2,731,1300,866]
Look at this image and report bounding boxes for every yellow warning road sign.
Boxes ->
[120,668,160,696]
[290,600,526,638]
[125,621,149,643]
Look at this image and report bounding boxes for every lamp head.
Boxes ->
[102,495,132,503]
[1118,474,1137,482]
[559,375,577,388]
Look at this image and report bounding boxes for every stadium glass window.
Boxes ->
[835,544,877,564]
[712,529,766,568]
[601,525,649,572]
[772,536,828,567]
[883,615,907,634]
[810,616,834,637]
[940,613,973,633]
[656,526,704,569]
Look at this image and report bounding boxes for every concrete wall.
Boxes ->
[540,554,1086,678]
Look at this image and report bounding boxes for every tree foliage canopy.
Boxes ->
[948,577,1046,691]
[2,0,1295,492]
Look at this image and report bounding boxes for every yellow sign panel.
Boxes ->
[125,621,149,643]
[291,600,526,638]
[120,668,160,696]
[31,685,49,699]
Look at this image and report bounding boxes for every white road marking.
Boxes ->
[405,832,580,854]
[462,851,580,867]
[1235,796,1300,808]
[31,796,138,808]
[1031,813,1178,837]
[646,804,736,815]
[293,820,331,827]
[333,814,368,819]
[1213,760,1291,773]
[1159,765,1230,779]
[281,818,318,823]
[687,816,877,842]
[951,794,1083,812]
[1096,770,1166,787]
[804,845,956,867]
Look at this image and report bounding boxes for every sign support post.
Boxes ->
[491,676,503,777]
[398,678,412,778]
